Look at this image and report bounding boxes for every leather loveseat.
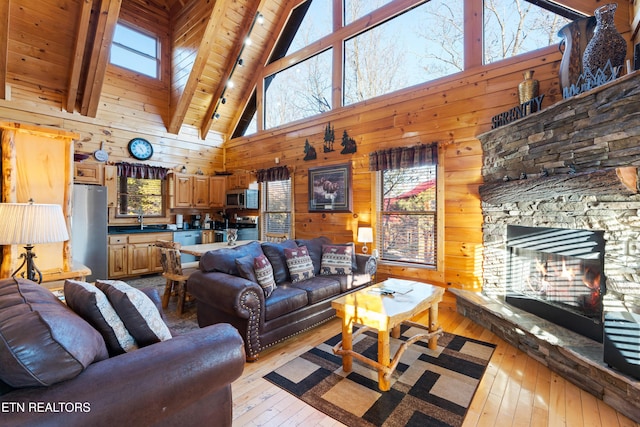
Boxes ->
[188,236,377,360]
[0,277,245,427]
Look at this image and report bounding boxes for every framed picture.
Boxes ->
[308,163,352,212]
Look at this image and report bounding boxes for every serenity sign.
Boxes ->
[491,94,545,129]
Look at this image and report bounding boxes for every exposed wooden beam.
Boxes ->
[199,0,263,140]
[0,0,9,100]
[201,0,300,139]
[166,0,223,135]
[65,0,94,113]
[80,0,122,117]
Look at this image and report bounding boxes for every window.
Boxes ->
[378,165,437,266]
[117,177,165,217]
[344,0,393,24]
[264,49,332,129]
[110,22,159,78]
[262,179,292,237]
[285,0,333,56]
[344,0,463,105]
[483,0,573,64]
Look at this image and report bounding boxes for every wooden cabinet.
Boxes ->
[227,171,255,190]
[104,165,117,208]
[174,173,193,208]
[193,175,209,207]
[209,176,226,207]
[172,173,225,208]
[74,162,103,184]
[108,232,169,278]
[201,230,215,244]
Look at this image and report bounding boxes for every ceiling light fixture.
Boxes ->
[211,10,264,121]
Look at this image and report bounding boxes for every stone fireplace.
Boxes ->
[451,72,640,420]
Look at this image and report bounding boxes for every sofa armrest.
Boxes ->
[355,253,377,276]
[188,270,264,320]
[0,324,245,427]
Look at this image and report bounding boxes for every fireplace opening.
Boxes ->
[506,225,605,342]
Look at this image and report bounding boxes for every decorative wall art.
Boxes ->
[303,139,317,161]
[308,163,352,212]
[323,123,335,152]
[340,130,357,154]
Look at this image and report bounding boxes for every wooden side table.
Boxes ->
[331,278,444,391]
[40,263,92,292]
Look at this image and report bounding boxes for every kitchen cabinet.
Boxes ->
[172,173,225,208]
[108,232,169,278]
[209,176,226,207]
[104,165,117,208]
[227,171,255,190]
[74,162,103,184]
[174,173,193,208]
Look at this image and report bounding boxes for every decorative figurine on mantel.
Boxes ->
[582,3,627,78]
[518,70,539,105]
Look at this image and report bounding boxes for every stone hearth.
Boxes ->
[450,288,640,422]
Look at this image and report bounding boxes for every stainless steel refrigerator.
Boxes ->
[72,184,108,282]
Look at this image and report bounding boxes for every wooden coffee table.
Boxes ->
[331,278,444,391]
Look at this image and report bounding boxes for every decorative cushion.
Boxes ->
[320,244,354,275]
[261,240,299,284]
[254,254,276,298]
[294,236,332,275]
[96,280,172,347]
[235,255,258,283]
[284,246,316,283]
[64,280,138,356]
[0,277,108,388]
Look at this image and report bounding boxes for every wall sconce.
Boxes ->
[357,227,373,254]
[0,201,70,283]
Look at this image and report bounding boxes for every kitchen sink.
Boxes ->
[108,225,172,234]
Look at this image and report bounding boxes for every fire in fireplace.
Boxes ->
[505,225,605,342]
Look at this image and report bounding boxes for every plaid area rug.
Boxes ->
[264,325,495,427]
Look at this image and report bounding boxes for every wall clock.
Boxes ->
[128,138,153,160]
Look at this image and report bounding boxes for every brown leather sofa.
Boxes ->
[0,277,245,427]
[188,236,377,360]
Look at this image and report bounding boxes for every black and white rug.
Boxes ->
[264,325,496,427]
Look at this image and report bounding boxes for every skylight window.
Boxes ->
[110,22,159,78]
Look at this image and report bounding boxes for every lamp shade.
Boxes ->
[0,203,69,245]
[357,227,373,244]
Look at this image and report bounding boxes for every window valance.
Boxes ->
[256,166,290,183]
[368,143,438,171]
[116,162,169,179]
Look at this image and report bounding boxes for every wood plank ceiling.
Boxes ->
[0,0,295,141]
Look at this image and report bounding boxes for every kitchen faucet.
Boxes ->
[138,210,145,230]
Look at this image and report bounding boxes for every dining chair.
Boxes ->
[156,240,199,315]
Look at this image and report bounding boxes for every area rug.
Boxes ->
[264,325,496,427]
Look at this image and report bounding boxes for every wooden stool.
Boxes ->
[156,240,197,315]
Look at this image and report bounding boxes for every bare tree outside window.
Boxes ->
[484,0,571,64]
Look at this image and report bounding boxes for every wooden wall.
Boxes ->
[225,37,633,290]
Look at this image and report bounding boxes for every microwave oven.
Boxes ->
[226,189,259,209]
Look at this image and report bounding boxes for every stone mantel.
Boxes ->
[478,71,640,188]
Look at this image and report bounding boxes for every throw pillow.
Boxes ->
[0,277,108,388]
[96,280,172,347]
[236,254,258,283]
[253,254,276,298]
[320,244,354,275]
[284,246,315,283]
[64,280,138,356]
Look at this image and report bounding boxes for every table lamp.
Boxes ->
[0,201,70,283]
[357,226,373,254]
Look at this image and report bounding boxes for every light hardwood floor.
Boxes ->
[231,295,640,427]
